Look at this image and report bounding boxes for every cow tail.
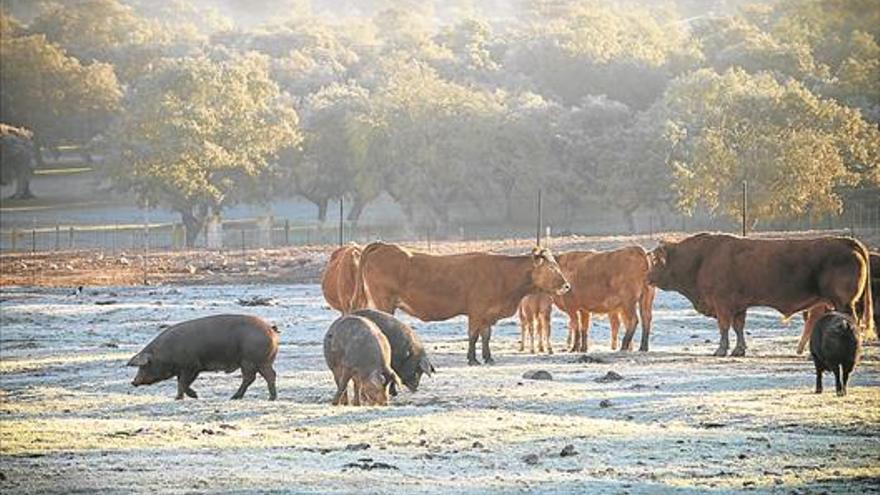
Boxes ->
[852,239,875,340]
[861,246,875,340]
[350,242,379,311]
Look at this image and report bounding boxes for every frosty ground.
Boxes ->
[1,284,878,494]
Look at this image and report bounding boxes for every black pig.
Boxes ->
[128,314,279,400]
[353,309,435,394]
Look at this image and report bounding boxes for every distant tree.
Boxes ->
[280,82,382,222]
[107,55,301,246]
[661,69,880,224]
[0,123,35,199]
[0,33,122,165]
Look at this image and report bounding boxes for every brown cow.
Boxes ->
[797,251,880,354]
[518,293,554,354]
[321,244,361,314]
[554,247,656,353]
[351,242,570,365]
[648,233,874,357]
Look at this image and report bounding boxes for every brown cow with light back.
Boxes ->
[351,242,570,365]
[554,247,656,353]
[321,244,361,314]
[648,233,873,357]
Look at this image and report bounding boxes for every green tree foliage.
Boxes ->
[662,69,880,223]
[107,55,302,245]
[0,31,121,163]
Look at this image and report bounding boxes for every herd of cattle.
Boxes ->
[127,233,878,404]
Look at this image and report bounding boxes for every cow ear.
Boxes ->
[532,248,546,266]
[127,352,151,367]
[420,356,435,376]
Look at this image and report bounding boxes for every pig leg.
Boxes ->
[231,362,257,400]
[713,312,732,357]
[834,365,845,397]
[257,364,277,401]
[481,326,495,365]
[813,357,823,393]
[332,370,352,405]
[610,313,620,351]
[176,370,198,400]
[352,378,362,406]
[730,311,748,357]
[841,363,853,396]
[467,319,481,366]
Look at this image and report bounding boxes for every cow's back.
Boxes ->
[556,247,649,313]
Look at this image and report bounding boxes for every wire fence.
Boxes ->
[1,195,878,256]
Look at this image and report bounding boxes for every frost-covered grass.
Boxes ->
[1,285,878,494]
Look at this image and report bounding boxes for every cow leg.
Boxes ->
[481,327,495,365]
[258,364,278,401]
[519,313,526,352]
[578,311,591,353]
[730,311,748,357]
[798,306,827,355]
[543,312,553,355]
[528,318,536,354]
[536,316,545,353]
[714,313,732,357]
[620,307,639,352]
[833,366,845,397]
[638,286,655,352]
[231,362,258,400]
[567,312,579,352]
[610,313,620,351]
[467,320,482,366]
[176,370,198,400]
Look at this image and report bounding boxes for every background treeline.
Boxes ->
[1,0,878,245]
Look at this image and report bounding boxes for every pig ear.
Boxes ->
[419,356,435,376]
[369,370,385,390]
[127,352,151,367]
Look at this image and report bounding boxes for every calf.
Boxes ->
[128,314,279,400]
[518,294,553,354]
[352,309,435,394]
[810,312,860,397]
[324,315,402,406]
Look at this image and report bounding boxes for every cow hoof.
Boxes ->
[730,347,746,357]
[836,390,846,397]
[638,346,649,352]
[230,395,243,400]
[468,359,481,366]
[713,347,729,357]
[484,358,496,365]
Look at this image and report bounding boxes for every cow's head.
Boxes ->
[647,240,675,288]
[530,247,570,295]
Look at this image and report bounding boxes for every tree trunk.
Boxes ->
[316,197,329,222]
[347,195,368,223]
[623,208,637,234]
[181,210,207,248]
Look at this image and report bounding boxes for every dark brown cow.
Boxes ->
[351,242,570,365]
[554,247,655,353]
[321,244,361,314]
[648,233,874,357]
[797,251,880,354]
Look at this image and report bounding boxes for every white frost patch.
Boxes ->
[1,285,878,493]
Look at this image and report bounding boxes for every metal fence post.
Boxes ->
[12,228,17,251]
[55,224,60,251]
[284,219,290,246]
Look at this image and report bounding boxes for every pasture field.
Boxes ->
[1,284,878,494]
